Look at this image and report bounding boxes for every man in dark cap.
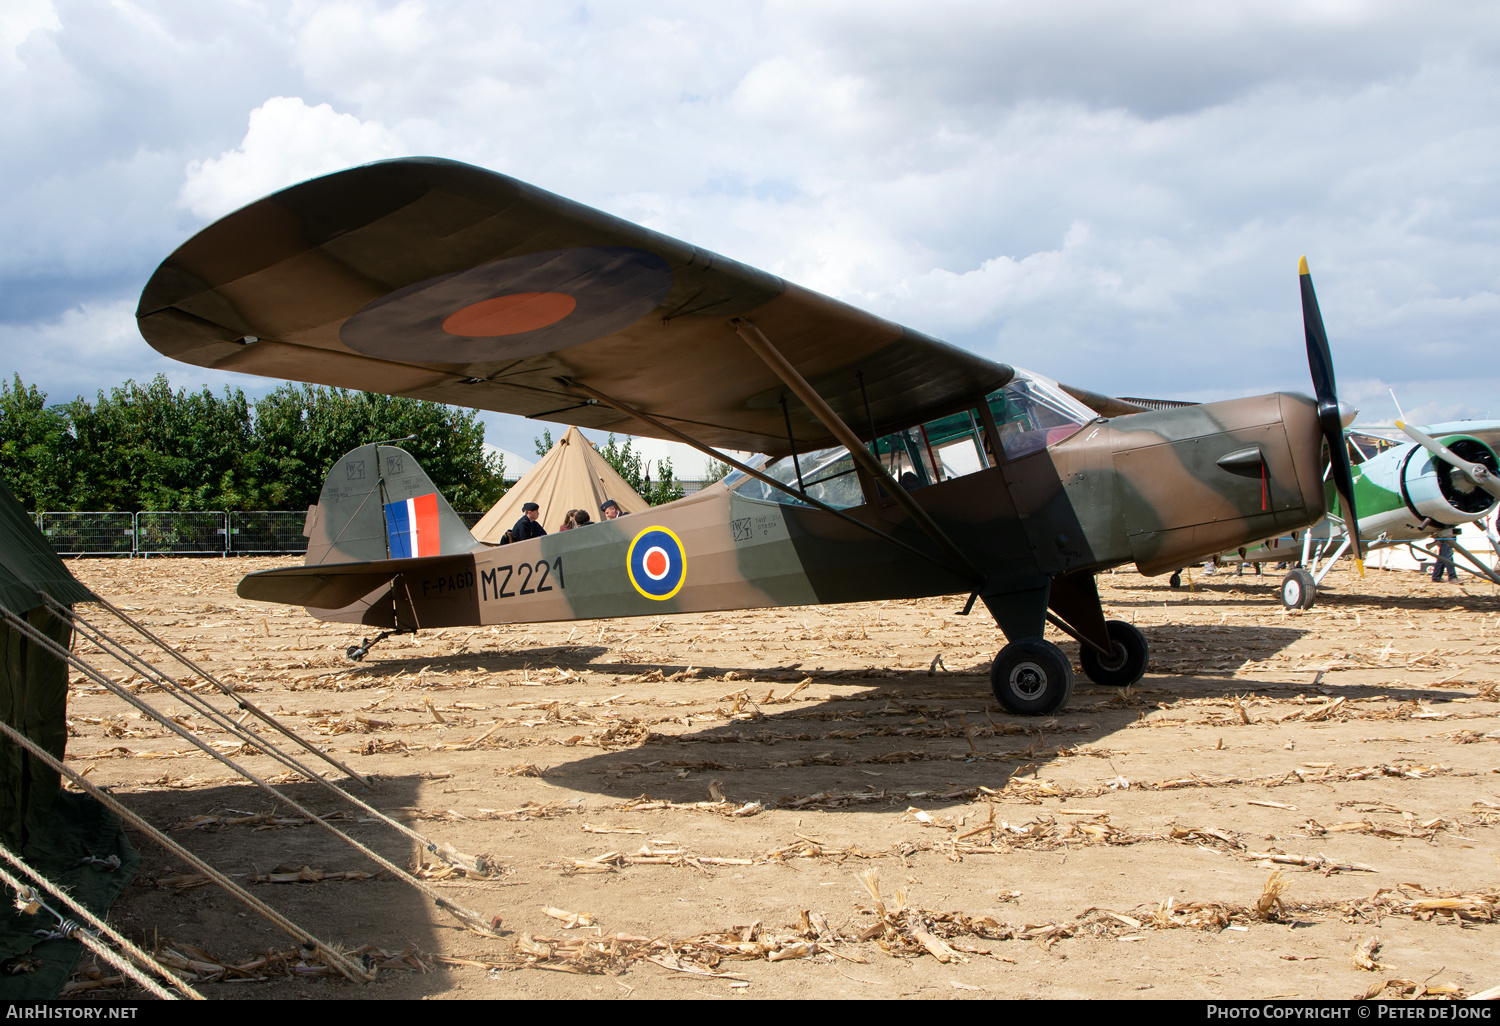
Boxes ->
[512,502,547,541]
[600,499,624,520]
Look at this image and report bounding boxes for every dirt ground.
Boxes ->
[48,556,1500,1000]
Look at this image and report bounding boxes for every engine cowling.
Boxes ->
[1355,434,1499,537]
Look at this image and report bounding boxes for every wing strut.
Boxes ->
[731,317,986,585]
[564,379,980,585]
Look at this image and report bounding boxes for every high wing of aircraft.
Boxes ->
[137,157,1357,716]
[1194,421,1500,608]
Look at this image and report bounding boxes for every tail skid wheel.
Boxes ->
[991,639,1074,716]
[1079,620,1149,687]
[1280,568,1316,610]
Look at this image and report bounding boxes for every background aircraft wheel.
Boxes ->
[1280,569,1316,610]
[990,639,1074,716]
[1168,571,1182,589]
[1079,620,1149,687]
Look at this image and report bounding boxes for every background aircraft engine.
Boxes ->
[1356,436,1500,535]
[1406,437,1500,521]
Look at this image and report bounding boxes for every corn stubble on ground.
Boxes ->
[52,558,1500,999]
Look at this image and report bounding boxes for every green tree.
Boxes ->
[63,375,255,511]
[0,375,77,511]
[250,385,506,511]
[702,458,731,484]
[0,374,505,513]
[598,434,684,505]
[533,429,553,457]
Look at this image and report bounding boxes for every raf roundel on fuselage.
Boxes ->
[626,526,685,601]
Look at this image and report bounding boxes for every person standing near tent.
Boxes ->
[512,502,547,541]
[601,499,624,520]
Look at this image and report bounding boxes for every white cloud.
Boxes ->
[3,298,172,398]
[0,0,59,68]
[179,95,407,219]
[6,0,1500,441]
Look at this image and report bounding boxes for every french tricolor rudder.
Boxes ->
[385,493,442,558]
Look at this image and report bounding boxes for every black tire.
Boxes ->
[1280,568,1316,610]
[1079,620,1149,687]
[990,639,1074,716]
[1168,571,1182,589]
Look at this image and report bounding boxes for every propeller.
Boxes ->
[1395,421,1500,502]
[1300,256,1364,574]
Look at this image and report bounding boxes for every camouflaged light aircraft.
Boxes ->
[1206,420,1500,609]
[137,157,1364,716]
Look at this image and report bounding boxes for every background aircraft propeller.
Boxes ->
[1300,256,1365,572]
[1395,421,1500,502]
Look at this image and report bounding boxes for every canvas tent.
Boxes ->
[0,477,138,996]
[472,427,650,542]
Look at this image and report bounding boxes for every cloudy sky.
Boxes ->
[5,0,1500,477]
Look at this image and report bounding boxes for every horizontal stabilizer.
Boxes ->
[237,555,451,609]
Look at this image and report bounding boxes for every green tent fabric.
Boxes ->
[0,480,93,615]
[0,477,138,998]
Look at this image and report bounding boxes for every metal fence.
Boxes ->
[228,511,309,554]
[40,512,137,557]
[31,510,488,556]
[137,511,229,556]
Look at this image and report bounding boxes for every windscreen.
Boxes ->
[987,370,1095,460]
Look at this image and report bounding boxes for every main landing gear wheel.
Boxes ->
[1079,620,1149,688]
[991,639,1074,716]
[1280,568,1316,610]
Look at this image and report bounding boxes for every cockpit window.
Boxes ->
[987,370,1095,460]
[726,406,996,508]
[872,409,991,487]
[724,445,865,509]
[725,368,1091,507]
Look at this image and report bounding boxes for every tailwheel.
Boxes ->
[1168,571,1182,589]
[1280,568,1316,610]
[990,639,1074,716]
[1079,620,1149,688]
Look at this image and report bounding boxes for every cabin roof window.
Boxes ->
[987,369,1094,460]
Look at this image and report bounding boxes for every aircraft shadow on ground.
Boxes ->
[339,621,1467,818]
[520,622,1456,814]
[111,777,446,997]
[344,645,613,679]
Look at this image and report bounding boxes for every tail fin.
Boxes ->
[302,444,483,566]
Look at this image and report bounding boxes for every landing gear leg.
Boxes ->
[981,582,1074,716]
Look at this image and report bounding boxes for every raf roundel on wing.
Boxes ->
[627,526,686,601]
[339,245,674,363]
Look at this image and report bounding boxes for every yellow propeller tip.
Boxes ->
[1298,255,1309,275]
[1356,557,1366,579]
[1395,420,1406,430]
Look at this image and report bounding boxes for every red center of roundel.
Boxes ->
[441,292,577,337]
[645,549,668,577]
